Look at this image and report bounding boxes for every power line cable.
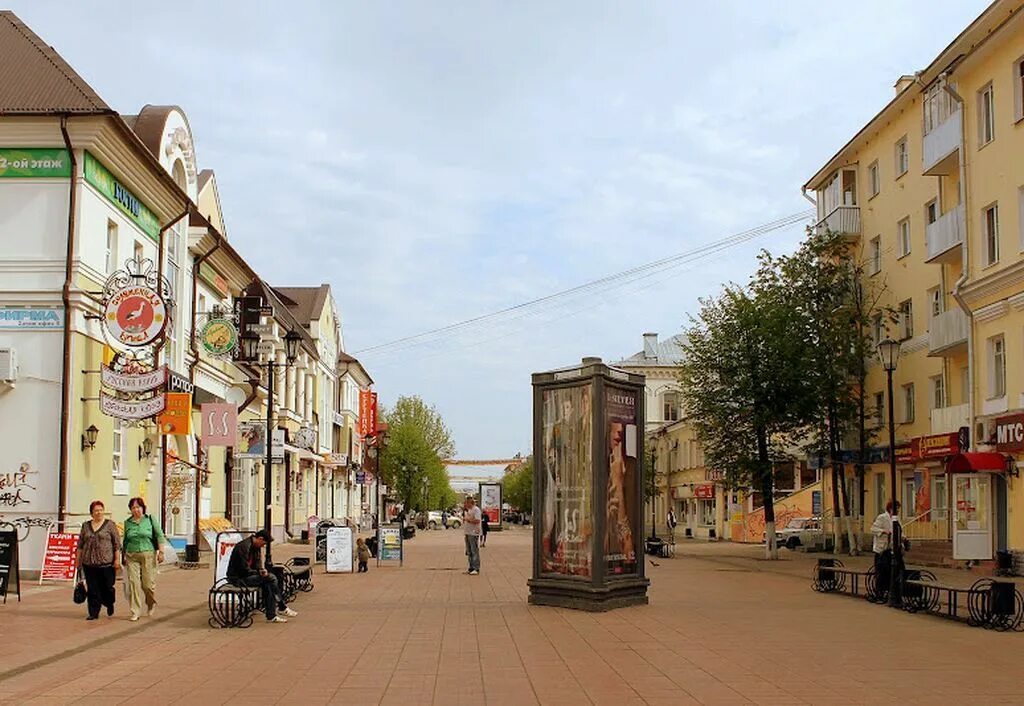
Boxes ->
[355,209,813,356]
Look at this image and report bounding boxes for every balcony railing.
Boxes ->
[814,206,861,238]
[930,403,969,435]
[925,204,964,262]
[923,108,962,175]
[928,308,968,355]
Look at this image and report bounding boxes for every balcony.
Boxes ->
[930,403,969,435]
[923,108,961,176]
[814,206,860,240]
[928,308,968,356]
[925,204,964,263]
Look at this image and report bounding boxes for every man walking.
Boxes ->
[463,496,482,575]
[227,530,297,624]
[666,507,678,543]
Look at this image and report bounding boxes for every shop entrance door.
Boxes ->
[952,474,992,560]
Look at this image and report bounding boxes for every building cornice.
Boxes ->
[960,258,1024,307]
[975,300,1010,323]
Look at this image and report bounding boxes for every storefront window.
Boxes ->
[931,475,948,519]
[698,499,715,527]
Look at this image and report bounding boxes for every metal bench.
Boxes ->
[904,575,1024,631]
[208,578,259,629]
[812,558,885,602]
[285,558,314,593]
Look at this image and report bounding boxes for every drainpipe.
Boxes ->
[188,236,221,549]
[800,186,816,208]
[154,206,190,532]
[942,76,974,452]
[57,118,77,531]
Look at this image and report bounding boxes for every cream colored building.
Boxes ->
[804,0,1024,564]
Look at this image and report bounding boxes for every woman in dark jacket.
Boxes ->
[77,500,121,620]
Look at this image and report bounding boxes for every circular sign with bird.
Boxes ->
[104,285,167,347]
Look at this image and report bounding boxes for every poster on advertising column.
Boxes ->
[479,482,502,529]
[540,384,593,577]
[604,386,638,576]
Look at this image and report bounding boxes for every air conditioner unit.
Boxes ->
[0,348,17,383]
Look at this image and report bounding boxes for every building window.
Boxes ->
[989,335,1006,399]
[112,421,124,477]
[868,161,880,198]
[895,137,908,177]
[925,200,938,225]
[931,375,945,410]
[983,204,1000,266]
[874,391,885,428]
[979,82,995,146]
[872,313,884,347]
[897,217,911,258]
[1016,58,1024,121]
[698,499,715,527]
[869,236,881,274]
[898,299,914,340]
[662,392,680,422]
[931,475,948,520]
[903,477,916,517]
[874,472,887,516]
[928,287,943,317]
[902,383,915,423]
[105,221,118,273]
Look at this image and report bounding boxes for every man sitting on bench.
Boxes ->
[227,530,297,624]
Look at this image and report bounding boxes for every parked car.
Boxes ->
[774,517,822,549]
[416,510,462,530]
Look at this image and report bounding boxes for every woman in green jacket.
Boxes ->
[122,497,166,622]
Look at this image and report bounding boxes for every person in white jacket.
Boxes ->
[871,501,901,599]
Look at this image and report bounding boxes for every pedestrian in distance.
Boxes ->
[357,537,370,573]
[666,508,678,543]
[463,495,482,575]
[122,497,165,622]
[227,530,297,623]
[441,510,449,529]
[480,511,489,547]
[77,500,121,620]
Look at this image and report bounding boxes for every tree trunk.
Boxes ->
[830,405,858,555]
[828,408,843,555]
[757,426,778,560]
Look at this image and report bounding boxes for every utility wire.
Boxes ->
[355,209,814,357]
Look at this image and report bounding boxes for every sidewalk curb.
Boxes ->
[0,600,207,683]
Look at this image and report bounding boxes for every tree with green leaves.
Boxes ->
[679,254,816,559]
[502,458,533,514]
[379,395,456,510]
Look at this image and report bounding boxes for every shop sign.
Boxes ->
[327,453,348,466]
[104,285,166,347]
[100,364,166,393]
[0,306,63,329]
[198,261,229,297]
[201,403,237,447]
[995,413,1024,452]
[167,371,194,394]
[0,148,71,178]
[705,469,724,481]
[236,421,267,458]
[100,392,166,420]
[83,151,160,240]
[355,471,366,485]
[895,432,962,464]
[694,484,715,499]
[199,318,238,357]
[158,393,192,435]
[40,530,78,581]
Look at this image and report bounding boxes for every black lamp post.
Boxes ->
[877,337,902,606]
[240,328,300,550]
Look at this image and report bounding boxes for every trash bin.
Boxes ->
[644,538,664,556]
[184,544,199,563]
[300,529,309,543]
[996,550,1014,576]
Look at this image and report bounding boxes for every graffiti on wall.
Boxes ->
[0,463,37,509]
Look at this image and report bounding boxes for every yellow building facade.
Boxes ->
[805,0,1024,564]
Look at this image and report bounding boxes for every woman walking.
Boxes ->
[122,497,166,622]
[77,500,121,620]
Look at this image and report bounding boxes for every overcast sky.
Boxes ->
[14,1,987,458]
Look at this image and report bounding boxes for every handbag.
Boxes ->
[73,571,87,604]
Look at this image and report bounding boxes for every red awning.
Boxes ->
[945,452,1010,473]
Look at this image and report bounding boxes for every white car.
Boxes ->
[422,511,461,530]
[775,517,822,550]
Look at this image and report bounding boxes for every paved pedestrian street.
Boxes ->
[1,528,1021,706]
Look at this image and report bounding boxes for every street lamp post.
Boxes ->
[877,337,902,607]
[240,328,301,558]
